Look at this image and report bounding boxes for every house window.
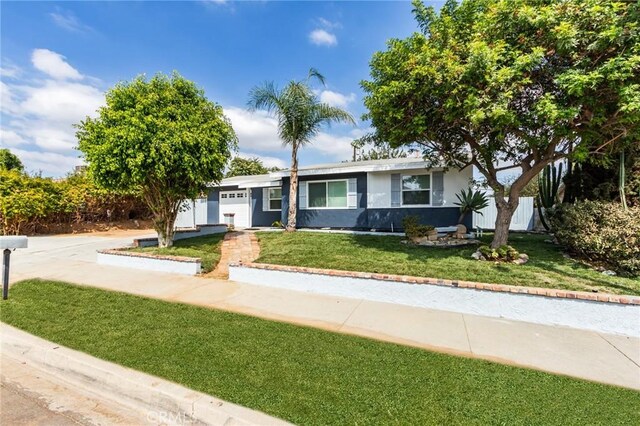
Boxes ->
[402,174,431,205]
[229,193,236,198]
[268,188,282,210]
[221,194,227,199]
[308,180,348,209]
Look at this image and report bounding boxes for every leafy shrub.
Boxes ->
[402,215,435,238]
[478,245,520,262]
[271,220,284,228]
[549,201,640,276]
[0,170,150,235]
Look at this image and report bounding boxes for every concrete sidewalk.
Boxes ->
[7,234,640,390]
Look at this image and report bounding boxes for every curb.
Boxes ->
[1,323,290,426]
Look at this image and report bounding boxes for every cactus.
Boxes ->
[536,163,563,231]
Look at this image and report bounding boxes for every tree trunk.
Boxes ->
[286,143,299,232]
[154,204,179,248]
[491,195,518,248]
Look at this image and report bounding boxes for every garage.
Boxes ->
[219,189,250,228]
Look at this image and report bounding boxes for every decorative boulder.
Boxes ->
[455,224,467,239]
[471,250,484,260]
[513,253,529,265]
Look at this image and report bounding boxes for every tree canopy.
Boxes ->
[77,72,237,246]
[0,149,24,172]
[225,156,279,178]
[362,0,639,246]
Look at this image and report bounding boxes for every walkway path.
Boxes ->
[5,233,640,390]
[210,231,260,279]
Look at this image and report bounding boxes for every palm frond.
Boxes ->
[247,82,283,113]
[307,68,326,86]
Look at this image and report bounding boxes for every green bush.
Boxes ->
[0,170,150,235]
[549,201,640,276]
[402,216,435,239]
[478,245,520,262]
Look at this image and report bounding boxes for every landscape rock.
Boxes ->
[602,270,617,276]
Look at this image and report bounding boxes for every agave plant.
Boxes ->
[454,188,489,224]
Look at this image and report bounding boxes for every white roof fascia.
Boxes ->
[236,180,281,189]
[270,161,440,178]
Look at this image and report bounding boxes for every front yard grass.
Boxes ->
[256,232,640,295]
[2,280,638,425]
[127,233,225,273]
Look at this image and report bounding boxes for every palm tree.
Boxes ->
[248,69,355,231]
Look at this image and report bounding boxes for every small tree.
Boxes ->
[77,72,237,247]
[351,133,408,162]
[363,0,639,247]
[0,149,24,172]
[226,156,276,178]
[248,69,355,231]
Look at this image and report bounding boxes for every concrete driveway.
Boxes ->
[4,232,640,390]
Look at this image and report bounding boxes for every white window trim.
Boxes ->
[305,179,350,210]
[400,173,432,207]
[266,187,282,211]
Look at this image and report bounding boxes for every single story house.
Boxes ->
[175,157,474,231]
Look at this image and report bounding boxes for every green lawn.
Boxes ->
[2,280,638,425]
[256,232,640,295]
[128,233,225,273]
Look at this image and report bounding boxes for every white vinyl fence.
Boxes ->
[174,198,208,229]
[473,197,535,231]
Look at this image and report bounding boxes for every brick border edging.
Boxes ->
[98,248,200,263]
[235,262,640,305]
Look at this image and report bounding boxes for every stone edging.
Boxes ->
[236,262,640,305]
[98,248,199,263]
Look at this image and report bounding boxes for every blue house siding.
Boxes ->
[251,188,281,227]
[206,188,220,224]
[367,208,471,231]
[277,173,470,230]
[281,173,368,228]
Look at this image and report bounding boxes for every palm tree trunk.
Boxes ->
[286,142,299,232]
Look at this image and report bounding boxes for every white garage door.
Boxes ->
[219,190,250,228]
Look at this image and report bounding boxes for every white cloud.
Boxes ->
[0,62,21,79]
[309,128,365,160]
[1,49,104,175]
[0,129,28,147]
[8,148,82,176]
[319,90,356,108]
[309,29,337,47]
[223,106,282,152]
[31,49,83,80]
[238,152,287,170]
[317,18,341,29]
[50,9,93,33]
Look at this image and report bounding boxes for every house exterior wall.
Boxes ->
[213,167,474,230]
[251,188,281,227]
[367,208,470,230]
[281,173,368,229]
[366,167,472,209]
[206,188,220,224]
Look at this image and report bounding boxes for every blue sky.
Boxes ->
[0,1,441,176]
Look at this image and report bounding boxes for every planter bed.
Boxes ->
[229,262,640,337]
[133,224,227,248]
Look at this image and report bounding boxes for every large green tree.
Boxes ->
[77,72,237,247]
[0,149,24,172]
[248,69,355,231]
[363,0,639,247]
[225,156,278,178]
